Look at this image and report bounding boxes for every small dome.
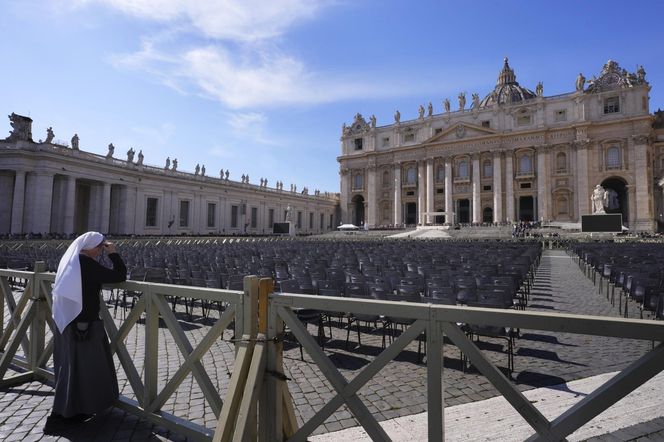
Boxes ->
[480,58,536,108]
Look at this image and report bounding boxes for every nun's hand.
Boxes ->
[104,242,117,254]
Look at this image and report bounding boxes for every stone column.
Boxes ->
[100,182,111,234]
[340,168,350,224]
[367,164,377,227]
[505,153,515,222]
[492,151,503,223]
[31,173,54,234]
[10,171,26,235]
[63,176,76,235]
[426,158,434,224]
[444,158,453,224]
[537,146,550,222]
[633,135,654,230]
[123,186,138,235]
[417,160,426,224]
[575,141,590,218]
[472,154,481,223]
[393,163,402,226]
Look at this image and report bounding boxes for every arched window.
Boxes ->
[436,165,445,183]
[556,152,567,173]
[519,154,532,174]
[382,170,390,187]
[606,146,621,169]
[457,159,469,178]
[483,159,492,178]
[406,166,417,184]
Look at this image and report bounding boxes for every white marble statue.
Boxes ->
[45,127,54,144]
[71,134,79,150]
[458,92,466,111]
[592,185,606,214]
[576,73,585,92]
[106,143,115,159]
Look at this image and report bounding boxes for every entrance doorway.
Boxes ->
[601,177,628,227]
[435,208,445,224]
[482,207,493,223]
[351,195,365,227]
[519,196,534,222]
[405,202,417,225]
[457,199,470,223]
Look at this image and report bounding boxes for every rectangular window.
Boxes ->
[434,128,443,134]
[179,200,190,227]
[436,188,445,194]
[145,197,158,227]
[320,213,324,229]
[268,208,274,227]
[517,115,531,126]
[483,185,492,191]
[554,109,567,122]
[382,137,390,147]
[481,120,491,128]
[404,133,415,142]
[251,207,257,228]
[309,212,314,229]
[329,214,334,229]
[354,138,363,150]
[604,97,620,114]
[520,183,531,189]
[297,212,302,229]
[207,202,216,228]
[406,191,415,196]
[231,205,238,228]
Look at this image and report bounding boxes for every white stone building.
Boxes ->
[0,115,339,236]
[339,59,661,231]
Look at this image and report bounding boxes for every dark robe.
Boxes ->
[52,252,127,417]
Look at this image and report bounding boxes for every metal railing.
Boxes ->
[1,265,664,441]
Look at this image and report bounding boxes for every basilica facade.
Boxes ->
[0,116,339,236]
[339,59,664,232]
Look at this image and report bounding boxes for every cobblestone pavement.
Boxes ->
[0,249,660,440]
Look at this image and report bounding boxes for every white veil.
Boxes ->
[52,232,104,333]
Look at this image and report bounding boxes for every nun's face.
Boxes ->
[81,243,104,259]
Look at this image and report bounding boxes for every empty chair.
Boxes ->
[453,277,477,304]
[465,299,516,376]
[345,286,390,350]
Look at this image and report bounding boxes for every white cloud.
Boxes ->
[79,0,329,42]
[89,0,430,110]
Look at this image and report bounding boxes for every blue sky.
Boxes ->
[2,0,663,193]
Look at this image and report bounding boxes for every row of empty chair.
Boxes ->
[571,242,664,319]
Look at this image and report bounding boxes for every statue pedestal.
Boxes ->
[288,222,296,237]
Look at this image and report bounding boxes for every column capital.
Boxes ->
[572,139,591,150]
[632,134,650,145]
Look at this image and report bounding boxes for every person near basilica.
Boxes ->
[45,232,127,431]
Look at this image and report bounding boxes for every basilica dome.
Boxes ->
[479,58,536,108]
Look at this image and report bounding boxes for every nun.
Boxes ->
[47,232,127,425]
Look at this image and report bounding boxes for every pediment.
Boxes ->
[425,123,497,144]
